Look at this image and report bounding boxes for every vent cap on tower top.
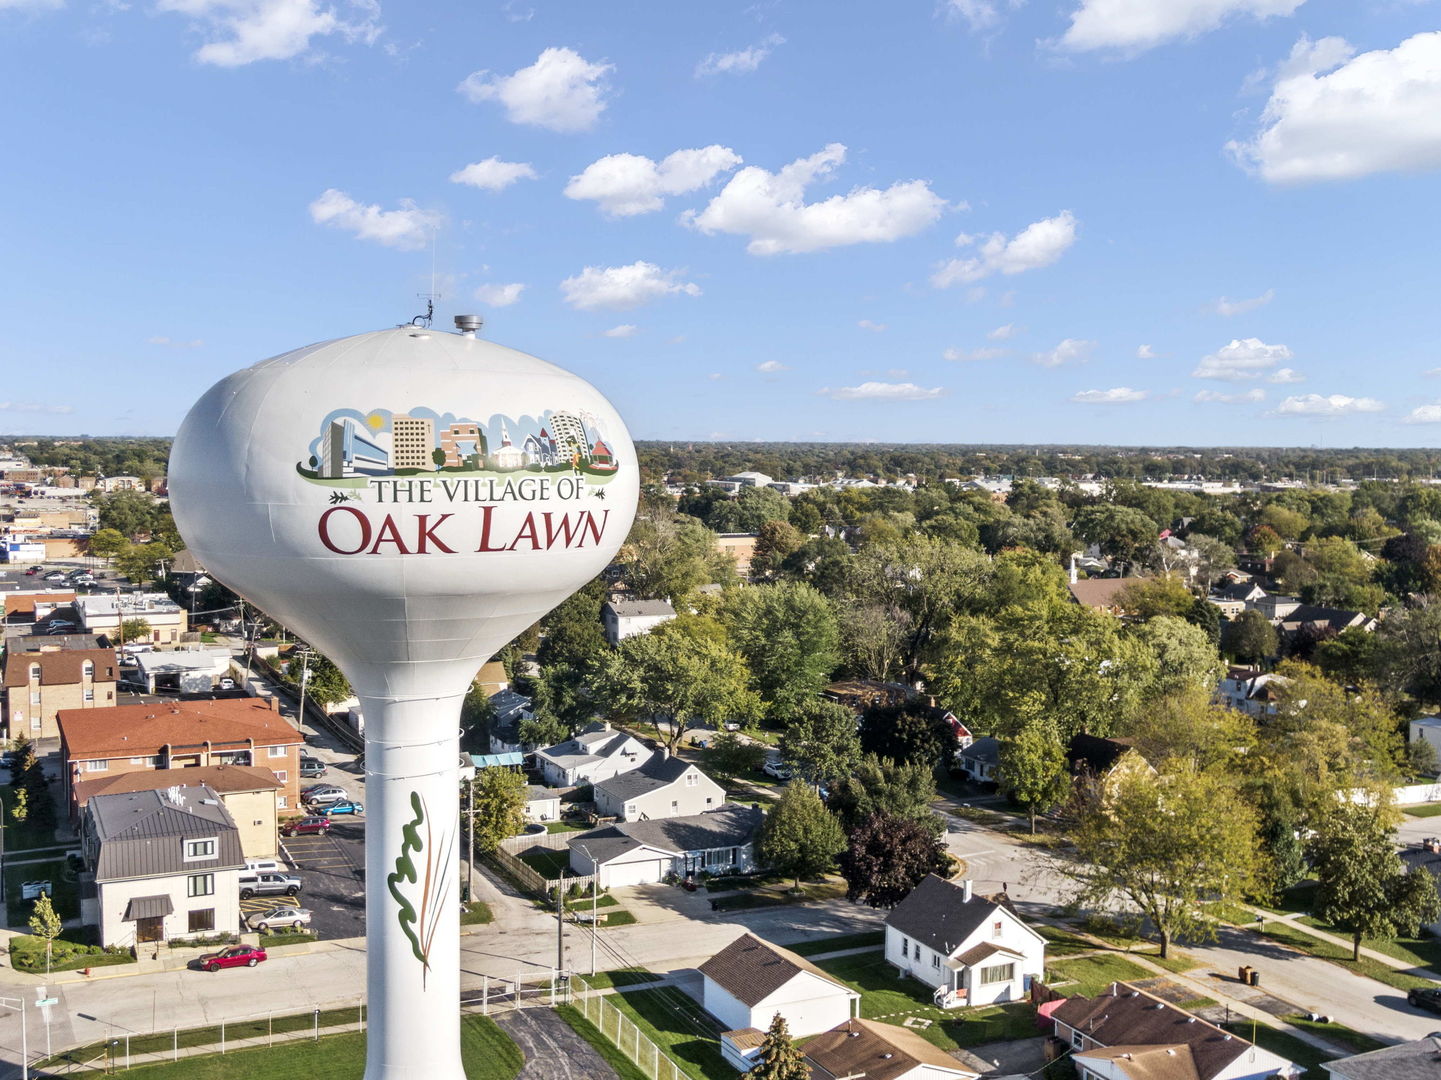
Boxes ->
[454,314,484,337]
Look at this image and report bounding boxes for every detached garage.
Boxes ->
[700,933,860,1038]
[569,805,764,889]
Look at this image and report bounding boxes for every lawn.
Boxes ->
[1133,949,1200,974]
[1223,1020,1338,1076]
[45,1014,523,1079]
[609,986,733,1080]
[461,901,494,926]
[1046,955,1155,997]
[582,967,662,989]
[1293,916,1441,972]
[710,878,847,912]
[546,820,591,833]
[788,930,885,957]
[599,910,638,928]
[1,812,66,852]
[5,856,81,926]
[517,848,571,879]
[1404,803,1441,818]
[814,953,1036,1051]
[1283,1014,1388,1056]
[555,1005,650,1080]
[1033,924,1100,957]
[1251,920,1435,992]
[565,894,619,911]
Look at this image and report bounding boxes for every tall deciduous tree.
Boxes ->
[826,755,943,836]
[466,767,528,855]
[858,701,953,768]
[1000,720,1071,833]
[87,527,127,560]
[704,732,768,785]
[1310,801,1441,961]
[719,582,840,723]
[779,699,861,789]
[759,783,846,891]
[1072,504,1160,576]
[751,1012,809,1080]
[1063,765,1261,958]
[1222,609,1277,664]
[838,812,951,909]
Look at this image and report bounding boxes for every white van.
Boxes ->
[244,858,282,874]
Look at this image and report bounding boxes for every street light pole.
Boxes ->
[0,996,29,1080]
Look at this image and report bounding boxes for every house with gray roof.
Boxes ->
[81,783,245,948]
[535,723,650,788]
[1323,1036,1441,1080]
[955,736,1000,784]
[568,804,763,888]
[884,875,1045,1006]
[592,751,725,822]
[602,599,676,645]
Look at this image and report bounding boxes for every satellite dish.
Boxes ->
[168,323,636,1079]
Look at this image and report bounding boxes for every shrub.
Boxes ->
[567,882,584,899]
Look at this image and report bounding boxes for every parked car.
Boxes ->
[238,872,302,899]
[217,677,236,690]
[762,760,792,780]
[299,757,327,778]
[197,944,268,972]
[301,784,347,805]
[722,721,742,731]
[41,571,65,582]
[244,858,283,874]
[246,907,312,933]
[280,816,331,837]
[1408,987,1441,1014]
[319,799,364,817]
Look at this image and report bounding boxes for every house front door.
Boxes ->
[136,917,164,943]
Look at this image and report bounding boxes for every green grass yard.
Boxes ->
[1404,803,1441,818]
[1282,1014,1388,1056]
[1045,955,1155,997]
[517,848,571,879]
[608,987,733,1080]
[460,901,494,926]
[1033,924,1100,957]
[5,856,79,925]
[555,1005,650,1080]
[788,930,885,957]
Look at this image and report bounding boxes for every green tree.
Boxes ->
[1222,609,1277,664]
[28,892,62,975]
[1064,765,1262,958]
[778,699,861,789]
[858,701,953,767]
[759,783,846,891]
[460,682,497,754]
[1310,801,1441,961]
[10,787,28,823]
[467,767,528,855]
[1116,576,1195,620]
[703,731,768,784]
[301,652,352,708]
[120,618,152,644]
[94,489,158,539]
[87,527,127,560]
[827,755,943,837]
[537,580,607,669]
[1130,615,1222,695]
[999,720,1071,833]
[114,541,173,587]
[527,663,594,744]
[838,812,951,908]
[750,520,806,580]
[621,509,735,601]
[597,631,760,752]
[719,582,840,722]
[751,1012,809,1080]
[1072,504,1160,575]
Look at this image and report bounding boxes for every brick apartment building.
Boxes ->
[3,644,118,739]
[58,698,304,818]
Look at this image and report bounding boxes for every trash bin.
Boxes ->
[1238,965,1251,983]
[1250,969,1261,987]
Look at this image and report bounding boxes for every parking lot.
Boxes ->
[276,819,367,939]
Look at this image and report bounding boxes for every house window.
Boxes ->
[185,838,217,860]
[980,963,1015,985]
[187,873,215,897]
[932,951,941,969]
[277,796,288,809]
[1071,1031,1085,1050]
[188,909,215,933]
[83,688,94,702]
[685,773,697,787]
[82,661,94,678]
[28,664,40,681]
[902,939,909,959]
[29,691,41,705]
[84,759,108,772]
[671,801,679,812]
[274,771,288,782]
[992,920,1003,940]
[705,797,713,806]
[268,746,287,758]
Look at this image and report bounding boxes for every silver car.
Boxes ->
[246,907,313,932]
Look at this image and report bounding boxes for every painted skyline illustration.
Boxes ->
[298,406,619,486]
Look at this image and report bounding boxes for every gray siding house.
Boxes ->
[593,752,725,821]
[82,784,245,947]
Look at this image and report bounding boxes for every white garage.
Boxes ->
[700,933,860,1038]
[572,839,675,889]
[569,805,764,890]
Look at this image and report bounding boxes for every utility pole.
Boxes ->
[465,779,474,903]
[555,879,565,975]
[295,647,312,726]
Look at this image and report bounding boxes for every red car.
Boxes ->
[198,944,267,972]
[280,816,332,837]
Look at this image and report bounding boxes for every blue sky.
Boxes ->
[2,0,1439,447]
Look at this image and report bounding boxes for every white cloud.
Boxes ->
[308,189,439,250]
[1195,388,1266,403]
[1033,338,1095,368]
[1214,288,1274,316]
[602,324,638,339]
[458,46,612,133]
[1058,0,1303,54]
[1269,367,1304,384]
[1276,393,1384,416]
[0,401,74,414]
[564,146,741,217]
[683,143,946,256]
[756,360,789,373]
[944,346,1008,362]
[858,319,887,332]
[818,381,945,401]
[695,33,783,76]
[931,211,1077,287]
[560,261,700,311]
[988,323,1018,340]
[148,336,204,348]
[1427,367,1441,377]
[155,0,380,67]
[1404,403,1441,424]
[1071,387,1148,404]
[448,157,538,191]
[1136,344,1157,359]
[0,0,62,10]
[474,282,525,307]
[1230,32,1441,183]
[1192,337,1292,380]
[947,0,1000,32]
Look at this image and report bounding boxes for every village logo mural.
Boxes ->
[295,406,620,557]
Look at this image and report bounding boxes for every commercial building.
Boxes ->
[390,414,437,472]
[3,644,117,739]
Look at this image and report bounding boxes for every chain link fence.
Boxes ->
[569,975,693,1080]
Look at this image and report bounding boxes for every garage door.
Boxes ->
[606,858,668,888]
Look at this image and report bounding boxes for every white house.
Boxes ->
[593,751,725,822]
[535,724,649,788]
[884,875,1046,1007]
[803,1019,979,1080]
[1055,983,1298,1080]
[569,805,763,888]
[954,737,999,784]
[1216,668,1289,717]
[82,784,245,948]
[700,933,860,1045]
[1410,717,1441,767]
[602,599,677,646]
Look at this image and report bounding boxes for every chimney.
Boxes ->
[960,879,973,902]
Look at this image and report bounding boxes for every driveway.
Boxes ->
[495,1008,620,1080]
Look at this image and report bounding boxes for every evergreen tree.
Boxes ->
[751,1012,809,1080]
